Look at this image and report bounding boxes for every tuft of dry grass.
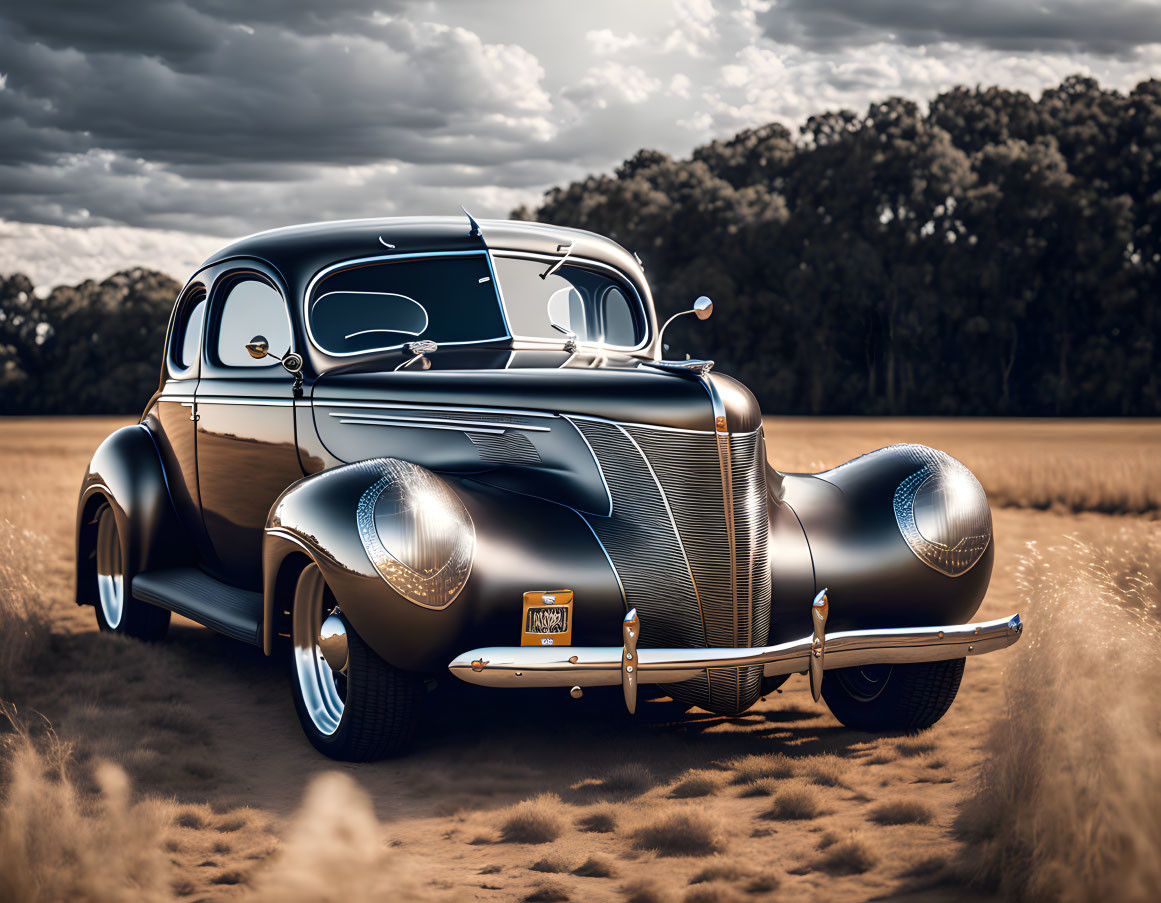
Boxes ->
[596,762,653,797]
[744,872,780,893]
[0,524,50,696]
[668,771,722,799]
[530,855,570,874]
[812,834,878,876]
[622,879,670,903]
[0,721,175,903]
[870,800,934,825]
[957,522,1161,902]
[727,753,796,785]
[244,771,437,902]
[575,806,616,833]
[689,858,748,884]
[571,856,615,878]
[761,783,825,821]
[800,753,849,788]
[895,738,937,758]
[523,880,570,902]
[500,794,567,844]
[683,882,746,903]
[631,807,725,857]
[736,776,782,798]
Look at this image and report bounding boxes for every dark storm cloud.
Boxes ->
[762,0,1161,56]
[0,3,556,171]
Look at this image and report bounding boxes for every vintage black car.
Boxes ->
[75,215,1022,760]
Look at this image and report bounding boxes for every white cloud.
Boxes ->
[586,28,643,55]
[0,218,221,289]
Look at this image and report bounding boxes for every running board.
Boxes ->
[132,568,263,646]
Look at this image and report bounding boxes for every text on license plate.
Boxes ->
[520,590,574,646]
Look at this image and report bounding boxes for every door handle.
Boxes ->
[180,401,199,422]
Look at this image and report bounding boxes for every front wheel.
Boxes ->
[289,563,424,761]
[821,658,965,732]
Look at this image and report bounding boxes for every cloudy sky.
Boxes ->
[2,0,1161,285]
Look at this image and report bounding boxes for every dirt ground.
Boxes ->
[0,415,1157,902]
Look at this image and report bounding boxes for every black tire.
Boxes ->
[821,658,965,732]
[93,504,170,641]
[289,564,424,761]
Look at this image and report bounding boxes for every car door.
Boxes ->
[195,267,303,588]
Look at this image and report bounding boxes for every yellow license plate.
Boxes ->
[521,590,573,646]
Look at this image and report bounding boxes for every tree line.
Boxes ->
[2,75,1159,415]
[516,74,1161,416]
[1,268,180,415]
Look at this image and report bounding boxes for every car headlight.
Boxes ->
[356,460,475,608]
[892,447,991,577]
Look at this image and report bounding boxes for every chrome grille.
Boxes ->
[572,418,771,714]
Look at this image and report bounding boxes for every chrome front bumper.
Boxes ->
[447,607,1023,713]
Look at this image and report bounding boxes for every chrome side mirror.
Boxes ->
[245,336,270,359]
[657,296,713,352]
[246,334,303,376]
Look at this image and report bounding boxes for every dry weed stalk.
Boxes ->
[0,523,50,696]
[0,714,174,903]
[957,523,1161,901]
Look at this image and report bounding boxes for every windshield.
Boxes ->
[307,253,508,355]
[493,255,646,348]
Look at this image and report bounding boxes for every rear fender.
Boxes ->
[75,424,193,607]
[263,459,625,671]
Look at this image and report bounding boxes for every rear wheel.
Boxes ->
[821,658,965,732]
[289,563,424,760]
[93,504,170,640]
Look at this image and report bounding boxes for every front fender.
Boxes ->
[75,424,192,607]
[263,459,625,671]
[772,444,994,642]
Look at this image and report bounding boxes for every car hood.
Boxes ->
[308,359,763,514]
[312,357,761,434]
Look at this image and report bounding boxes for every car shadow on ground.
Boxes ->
[28,615,908,829]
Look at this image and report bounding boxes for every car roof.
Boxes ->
[199,216,646,294]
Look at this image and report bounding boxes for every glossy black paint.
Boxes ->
[75,216,993,710]
[264,462,624,671]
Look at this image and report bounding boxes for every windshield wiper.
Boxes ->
[540,241,574,279]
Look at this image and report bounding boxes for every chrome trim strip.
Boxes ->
[563,415,613,517]
[566,413,731,438]
[335,418,507,435]
[326,410,550,432]
[448,614,1023,690]
[195,396,295,407]
[312,399,557,419]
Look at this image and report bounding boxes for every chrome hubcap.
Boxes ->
[836,663,893,702]
[292,564,346,736]
[96,506,124,629]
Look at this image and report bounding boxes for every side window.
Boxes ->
[171,286,206,374]
[215,279,291,368]
[599,286,637,346]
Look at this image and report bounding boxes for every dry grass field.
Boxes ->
[0,416,1158,902]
